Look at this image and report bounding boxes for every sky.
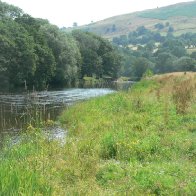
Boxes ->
[2,0,194,27]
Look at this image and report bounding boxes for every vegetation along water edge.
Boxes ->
[0,72,195,195]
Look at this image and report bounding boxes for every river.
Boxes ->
[0,88,114,145]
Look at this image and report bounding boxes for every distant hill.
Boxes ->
[138,1,196,19]
[66,1,196,39]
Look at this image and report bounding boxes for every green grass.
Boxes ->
[138,2,196,20]
[0,73,196,195]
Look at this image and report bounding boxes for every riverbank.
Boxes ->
[0,72,195,195]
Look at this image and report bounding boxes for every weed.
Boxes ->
[172,79,194,114]
[163,96,169,125]
[100,133,117,159]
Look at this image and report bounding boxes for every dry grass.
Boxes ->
[153,72,196,115]
[172,79,195,114]
[154,71,196,78]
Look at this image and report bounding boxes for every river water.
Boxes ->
[0,88,114,144]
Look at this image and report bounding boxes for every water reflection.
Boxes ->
[0,88,114,144]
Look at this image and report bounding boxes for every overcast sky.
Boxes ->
[2,0,194,27]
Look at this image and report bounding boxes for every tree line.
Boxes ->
[0,1,121,91]
[112,26,196,80]
[1,1,195,91]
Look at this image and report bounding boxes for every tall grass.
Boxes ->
[172,78,195,114]
[0,72,195,195]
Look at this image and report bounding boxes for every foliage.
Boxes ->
[0,1,120,91]
[1,1,195,90]
[154,23,164,30]
[72,30,121,79]
[132,57,151,80]
[0,0,23,20]
[173,57,196,72]
[190,51,196,60]
[114,27,196,79]
[142,68,154,78]
[0,19,37,89]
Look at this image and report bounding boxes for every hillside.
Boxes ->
[67,1,196,39]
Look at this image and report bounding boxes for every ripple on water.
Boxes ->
[0,88,115,144]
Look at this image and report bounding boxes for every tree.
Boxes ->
[39,25,81,86]
[0,33,13,90]
[145,41,155,52]
[0,20,37,89]
[155,23,164,30]
[173,57,196,71]
[132,57,150,80]
[102,51,121,79]
[33,44,55,89]
[190,51,196,60]
[72,30,101,77]
[168,26,174,33]
[161,39,187,58]
[0,0,23,20]
[72,30,121,79]
[136,26,148,36]
[165,22,170,27]
[112,24,116,32]
[0,1,124,91]
[119,35,128,46]
[15,14,49,44]
[73,22,78,27]
[155,52,176,73]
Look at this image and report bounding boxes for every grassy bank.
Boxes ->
[0,72,196,195]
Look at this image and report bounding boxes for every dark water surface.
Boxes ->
[0,88,115,144]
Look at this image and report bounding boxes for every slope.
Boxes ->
[67,1,196,39]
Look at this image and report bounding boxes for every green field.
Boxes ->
[0,73,196,195]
